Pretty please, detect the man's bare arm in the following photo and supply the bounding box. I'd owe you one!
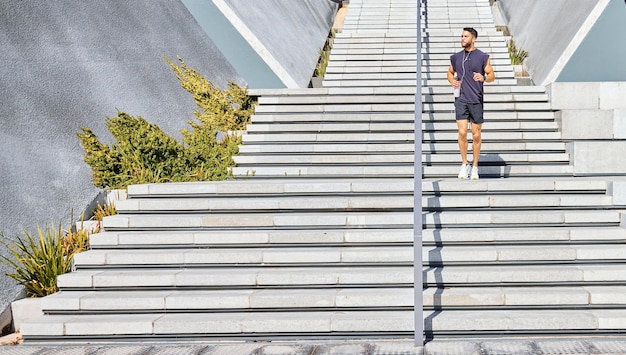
[472,58,495,83]
[447,65,459,87]
[483,58,495,83]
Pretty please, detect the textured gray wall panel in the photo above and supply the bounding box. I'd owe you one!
[182,0,285,89]
[0,0,244,319]
[226,0,337,87]
[498,0,598,85]
[557,0,626,82]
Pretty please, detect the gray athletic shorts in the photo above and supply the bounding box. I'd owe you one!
[455,99,484,124]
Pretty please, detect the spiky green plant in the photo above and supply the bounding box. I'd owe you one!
[507,38,528,65]
[91,201,117,222]
[0,224,86,297]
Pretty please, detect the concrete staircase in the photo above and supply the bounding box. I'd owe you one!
[19,0,626,342]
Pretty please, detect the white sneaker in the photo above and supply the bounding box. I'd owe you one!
[458,164,469,179]
[470,166,479,180]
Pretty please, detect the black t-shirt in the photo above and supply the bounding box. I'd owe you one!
[450,49,489,104]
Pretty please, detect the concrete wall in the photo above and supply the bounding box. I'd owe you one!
[557,0,626,82]
[497,0,608,86]
[548,82,626,175]
[181,0,285,89]
[0,0,244,329]
[183,0,337,89]
[225,0,337,88]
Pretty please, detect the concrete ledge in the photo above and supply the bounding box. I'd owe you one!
[10,298,42,332]
[559,110,615,139]
[573,141,626,175]
[550,82,626,140]
[549,82,626,110]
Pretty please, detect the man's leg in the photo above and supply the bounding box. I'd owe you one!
[457,119,469,165]
[468,102,485,180]
[471,123,482,167]
[455,100,472,179]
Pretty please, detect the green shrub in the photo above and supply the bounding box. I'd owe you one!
[314,30,336,78]
[1,223,88,298]
[78,56,254,190]
[165,56,254,132]
[78,112,186,189]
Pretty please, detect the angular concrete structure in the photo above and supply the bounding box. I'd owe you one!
[14,0,626,342]
[497,0,626,85]
[0,0,336,332]
[182,0,337,89]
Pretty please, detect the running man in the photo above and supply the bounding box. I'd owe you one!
[447,27,495,180]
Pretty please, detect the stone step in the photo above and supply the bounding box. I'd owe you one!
[71,246,413,268]
[322,78,520,87]
[124,178,605,198]
[40,288,414,313]
[102,211,413,230]
[231,164,576,179]
[241,131,563,143]
[425,309,626,335]
[245,121,558,133]
[326,58,513,67]
[71,244,626,269]
[103,209,618,232]
[424,264,626,287]
[19,311,415,339]
[422,210,621,228]
[421,53,508,61]
[114,195,414,213]
[255,93,548,105]
[421,227,626,245]
[249,111,556,122]
[248,85,547,97]
[323,72,516,80]
[325,64,515,74]
[329,47,509,55]
[116,179,613,214]
[252,104,416,114]
[332,36,507,44]
[232,153,570,165]
[89,226,626,249]
[423,285,626,309]
[424,102,552,112]
[238,142,567,154]
[56,267,414,289]
[330,52,509,61]
[115,190,610,215]
[331,42,507,50]
[55,261,626,292]
[38,285,626,314]
[90,229,415,248]
[125,178,412,197]
[424,164,574,177]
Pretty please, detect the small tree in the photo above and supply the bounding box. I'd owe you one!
[78,112,186,189]
[165,55,254,132]
[78,57,255,190]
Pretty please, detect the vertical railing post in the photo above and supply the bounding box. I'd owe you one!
[414,0,424,346]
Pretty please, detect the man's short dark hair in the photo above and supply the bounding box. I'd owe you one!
[464,27,478,38]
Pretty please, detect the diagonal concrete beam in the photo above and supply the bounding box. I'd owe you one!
[212,0,300,88]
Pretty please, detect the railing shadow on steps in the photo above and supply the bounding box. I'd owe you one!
[424,179,443,342]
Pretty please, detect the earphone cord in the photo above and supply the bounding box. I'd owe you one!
[461,51,470,83]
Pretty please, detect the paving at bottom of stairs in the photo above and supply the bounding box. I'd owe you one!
[3,336,626,354]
